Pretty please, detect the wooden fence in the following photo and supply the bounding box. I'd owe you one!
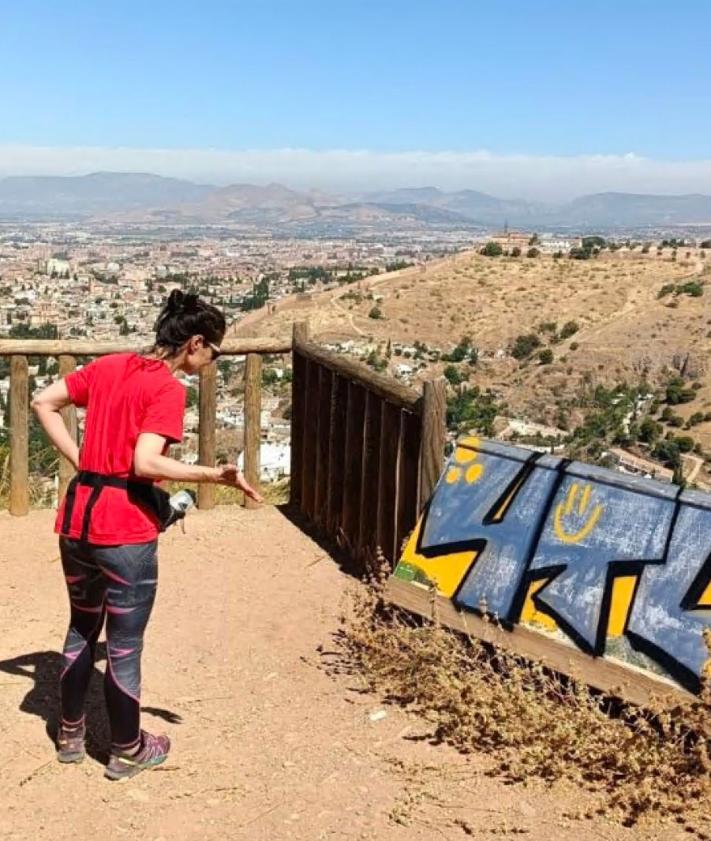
[0,337,291,515]
[290,322,447,568]
[1,329,446,570]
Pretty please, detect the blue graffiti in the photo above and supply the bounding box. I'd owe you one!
[528,466,677,654]
[420,442,560,619]
[418,439,711,693]
[627,490,711,687]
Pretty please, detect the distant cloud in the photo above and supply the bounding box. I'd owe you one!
[3,144,711,200]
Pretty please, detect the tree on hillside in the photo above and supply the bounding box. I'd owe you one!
[480,241,503,257]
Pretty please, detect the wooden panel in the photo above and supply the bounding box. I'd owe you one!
[300,359,318,520]
[419,378,447,512]
[326,374,348,537]
[377,401,401,566]
[314,366,333,526]
[341,382,366,553]
[396,409,421,558]
[289,323,309,508]
[358,390,383,559]
[243,353,262,510]
[58,355,78,504]
[294,336,421,410]
[0,337,293,357]
[197,362,217,510]
[385,576,691,709]
[9,355,29,516]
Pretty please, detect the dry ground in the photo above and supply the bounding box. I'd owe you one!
[0,504,695,841]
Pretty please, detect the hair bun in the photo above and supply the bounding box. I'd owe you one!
[183,292,199,312]
[167,289,185,312]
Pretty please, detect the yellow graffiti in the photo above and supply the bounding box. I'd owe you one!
[698,580,711,608]
[521,574,638,638]
[553,483,603,544]
[607,575,638,636]
[397,518,477,598]
[445,436,485,486]
[520,579,557,631]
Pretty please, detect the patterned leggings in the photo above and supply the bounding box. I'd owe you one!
[59,537,158,749]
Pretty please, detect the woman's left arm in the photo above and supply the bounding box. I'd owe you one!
[31,379,81,470]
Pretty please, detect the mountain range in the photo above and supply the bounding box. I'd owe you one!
[2,172,711,230]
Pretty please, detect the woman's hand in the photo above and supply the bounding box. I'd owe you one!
[213,464,264,503]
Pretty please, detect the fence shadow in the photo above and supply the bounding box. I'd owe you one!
[276,503,366,579]
[0,644,181,764]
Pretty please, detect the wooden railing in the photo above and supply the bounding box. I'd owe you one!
[0,337,291,515]
[290,323,447,568]
[2,328,448,571]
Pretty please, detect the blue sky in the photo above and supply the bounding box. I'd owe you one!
[1,1,711,196]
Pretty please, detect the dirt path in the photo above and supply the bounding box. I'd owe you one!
[0,505,686,841]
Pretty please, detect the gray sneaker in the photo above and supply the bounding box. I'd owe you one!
[104,730,170,781]
[56,721,86,764]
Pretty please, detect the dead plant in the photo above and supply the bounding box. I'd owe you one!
[338,561,711,836]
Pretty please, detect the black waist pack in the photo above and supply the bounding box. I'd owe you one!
[62,470,185,542]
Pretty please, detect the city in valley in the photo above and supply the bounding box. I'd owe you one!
[2,209,711,501]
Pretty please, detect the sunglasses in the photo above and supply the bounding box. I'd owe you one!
[206,340,222,361]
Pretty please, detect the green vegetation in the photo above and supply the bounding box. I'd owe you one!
[368,305,383,320]
[385,260,415,272]
[365,349,387,372]
[538,348,554,365]
[658,280,704,299]
[558,320,579,340]
[441,335,478,364]
[480,241,503,257]
[8,323,58,339]
[239,277,270,311]
[443,365,464,386]
[446,386,504,437]
[570,236,605,260]
[665,376,696,405]
[526,247,540,258]
[511,333,542,360]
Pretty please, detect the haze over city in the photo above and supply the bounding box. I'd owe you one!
[2,1,711,198]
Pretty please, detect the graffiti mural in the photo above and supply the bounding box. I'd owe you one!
[394,436,711,693]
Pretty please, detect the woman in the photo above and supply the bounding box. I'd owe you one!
[32,290,262,780]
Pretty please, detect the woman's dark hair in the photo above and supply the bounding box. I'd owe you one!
[150,289,226,357]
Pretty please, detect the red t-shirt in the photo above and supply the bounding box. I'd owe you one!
[54,352,187,545]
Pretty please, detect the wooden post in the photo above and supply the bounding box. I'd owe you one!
[10,355,29,516]
[300,359,318,520]
[326,374,348,536]
[198,362,217,510]
[58,355,78,504]
[289,322,309,507]
[418,378,447,512]
[396,409,421,558]
[243,353,262,509]
[314,366,332,526]
[377,402,401,566]
[341,382,366,554]
[358,391,382,559]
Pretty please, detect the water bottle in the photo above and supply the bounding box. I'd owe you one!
[166,488,196,531]
[169,489,196,515]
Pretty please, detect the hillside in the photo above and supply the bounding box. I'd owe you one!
[233,248,711,472]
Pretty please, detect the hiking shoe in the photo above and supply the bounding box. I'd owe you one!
[56,721,86,764]
[104,730,170,781]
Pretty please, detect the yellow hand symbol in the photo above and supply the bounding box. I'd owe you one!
[553,483,603,544]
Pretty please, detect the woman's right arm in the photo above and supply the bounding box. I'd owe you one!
[134,433,263,502]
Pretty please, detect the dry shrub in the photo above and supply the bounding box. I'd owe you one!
[339,556,711,835]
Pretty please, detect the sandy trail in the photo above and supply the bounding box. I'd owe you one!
[0,505,687,841]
